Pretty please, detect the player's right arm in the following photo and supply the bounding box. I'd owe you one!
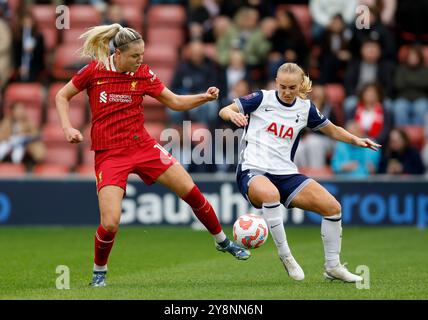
[55,81,84,144]
[219,103,249,127]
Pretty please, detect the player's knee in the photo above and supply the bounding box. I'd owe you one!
[259,188,280,203]
[102,220,120,233]
[323,201,342,217]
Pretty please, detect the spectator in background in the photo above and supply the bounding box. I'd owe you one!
[216,7,270,71]
[349,6,396,61]
[378,128,425,174]
[392,44,428,126]
[267,10,309,80]
[0,102,45,166]
[168,40,220,127]
[343,39,394,116]
[309,0,357,42]
[0,6,12,91]
[187,0,218,43]
[351,83,393,145]
[12,11,45,82]
[102,4,129,28]
[395,0,428,45]
[331,120,380,177]
[317,14,353,83]
[294,84,336,169]
[219,49,251,105]
[211,15,232,43]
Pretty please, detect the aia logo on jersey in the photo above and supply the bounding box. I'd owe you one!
[99,91,107,103]
[266,122,294,140]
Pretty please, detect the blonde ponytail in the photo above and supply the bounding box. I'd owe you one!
[277,63,312,99]
[79,24,143,67]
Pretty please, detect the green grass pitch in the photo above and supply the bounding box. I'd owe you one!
[0,226,427,299]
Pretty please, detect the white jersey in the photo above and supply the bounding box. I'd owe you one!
[234,90,330,175]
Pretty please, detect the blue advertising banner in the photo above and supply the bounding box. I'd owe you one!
[0,177,427,227]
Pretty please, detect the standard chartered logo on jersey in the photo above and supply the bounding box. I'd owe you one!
[99,91,132,104]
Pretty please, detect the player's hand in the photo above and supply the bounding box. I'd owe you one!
[63,127,83,144]
[354,137,381,151]
[230,112,248,127]
[205,87,219,101]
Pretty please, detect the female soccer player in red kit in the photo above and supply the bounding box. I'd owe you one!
[55,24,250,287]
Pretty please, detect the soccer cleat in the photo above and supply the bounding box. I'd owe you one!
[215,239,251,260]
[324,263,363,283]
[280,254,305,281]
[90,271,107,287]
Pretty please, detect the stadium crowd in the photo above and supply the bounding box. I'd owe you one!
[0,0,428,177]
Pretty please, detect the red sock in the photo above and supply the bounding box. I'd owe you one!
[94,224,117,267]
[182,185,222,235]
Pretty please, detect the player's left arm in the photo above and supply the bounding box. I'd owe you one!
[319,122,381,151]
[155,87,219,111]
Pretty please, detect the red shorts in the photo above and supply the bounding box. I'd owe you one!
[94,138,177,193]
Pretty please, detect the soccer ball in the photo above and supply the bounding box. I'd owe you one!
[233,214,269,249]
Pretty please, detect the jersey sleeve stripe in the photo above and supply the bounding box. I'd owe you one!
[312,119,330,131]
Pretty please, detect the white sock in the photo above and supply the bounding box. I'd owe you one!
[93,263,107,272]
[213,230,227,244]
[321,213,342,269]
[262,201,291,257]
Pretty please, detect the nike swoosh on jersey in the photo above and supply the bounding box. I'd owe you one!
[264,108,274,112]
[97,80,107,85]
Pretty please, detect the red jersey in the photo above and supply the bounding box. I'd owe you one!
[72,55,165,150]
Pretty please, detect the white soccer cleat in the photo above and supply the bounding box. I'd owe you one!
[280,255,305,281]
[324,263,363,283]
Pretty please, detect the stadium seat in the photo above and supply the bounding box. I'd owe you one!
[39,27,58,51]
[31,5,58,51]
[42,123,79,168]
[277,4,311,43]
[147,4,186,29]
[42,123,66,143]
[31,4,56,29]
[400,125,425,151]
[4,83,44,125]
[52,43,89,80]
[143,44,178,69]
[148,66,174,87]
[0,163,26,177]
[62,28,86,44]
[142,95,168,122]
[33,163,70,177]
[111,0,147,10]
[69,5,101,29]
[42,144,79,169]
[47,83,87,127]
[146,27,185,47]
[120,5,144,34]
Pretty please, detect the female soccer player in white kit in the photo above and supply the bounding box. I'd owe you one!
[219,63,381,282]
